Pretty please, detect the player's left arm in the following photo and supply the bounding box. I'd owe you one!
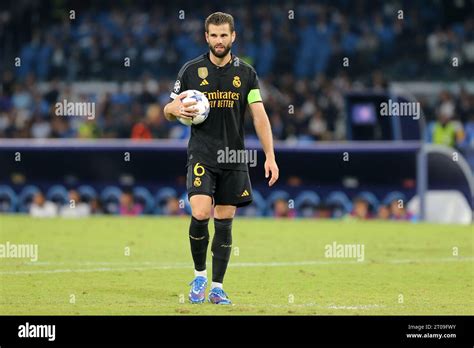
[249,101,279,186]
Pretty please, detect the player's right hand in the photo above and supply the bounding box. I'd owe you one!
[173,92,199,121]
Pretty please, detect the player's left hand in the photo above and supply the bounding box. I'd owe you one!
[264,157,279,187]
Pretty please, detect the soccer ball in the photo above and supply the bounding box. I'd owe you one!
[178,90,210,126]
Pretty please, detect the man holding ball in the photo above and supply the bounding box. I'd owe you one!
[163,12,278,305]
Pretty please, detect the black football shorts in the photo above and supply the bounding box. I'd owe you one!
[186,162,253,207]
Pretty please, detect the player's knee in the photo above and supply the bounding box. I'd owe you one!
[215,211,235,219]
[192,210,211,220]
[214,206,236,219]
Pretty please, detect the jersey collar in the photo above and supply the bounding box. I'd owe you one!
[206,52,235,70]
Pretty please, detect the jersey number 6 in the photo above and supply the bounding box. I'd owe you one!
[193,163,205,177]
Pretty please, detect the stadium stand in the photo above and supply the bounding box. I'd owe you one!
[0,0,472,221]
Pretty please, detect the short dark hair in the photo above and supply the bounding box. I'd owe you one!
[205,12,234,33]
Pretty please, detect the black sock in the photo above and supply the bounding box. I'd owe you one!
[212,218,233,283]
[189,216,209,272]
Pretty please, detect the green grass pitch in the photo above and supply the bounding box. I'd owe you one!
[0,215,472,315]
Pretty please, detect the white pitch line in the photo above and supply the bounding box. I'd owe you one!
[0,266,182,275]
[10,261,192,266]
[326,304,384,310]
[0,257,473,275]
[3,256,474,267]
[237,303,386,310]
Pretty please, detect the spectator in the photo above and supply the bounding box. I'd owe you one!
[30,192,57,217]
[131,104,167,140]
[431,104,465,147]
[90,198,104,215]
[377,204,391,220]
[315,203,332,218]
[308,109,329,140]
[59,190,91,217]
[162,197,184,216]
[30,115,52,138]
[350,197,372,219]
[463,113,474,147]
[273,198,296,218]
[119,192,143,216]
[389,199,413,221]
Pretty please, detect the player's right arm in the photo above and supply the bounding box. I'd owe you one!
[164,67,199,122]
[163,93,198,122]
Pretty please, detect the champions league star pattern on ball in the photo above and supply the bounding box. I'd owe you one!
[177,90,210,126]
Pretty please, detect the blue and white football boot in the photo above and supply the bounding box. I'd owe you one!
[208,287,232,305]
[188,276,207,304]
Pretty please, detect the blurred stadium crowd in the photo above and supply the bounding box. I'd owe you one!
[0,184,414,221]
[0,0,473,146]
[0,0,472,220]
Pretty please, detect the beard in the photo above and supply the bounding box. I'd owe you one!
[209,43,232,58]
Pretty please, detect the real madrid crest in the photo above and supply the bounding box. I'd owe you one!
[233,76,241,88]
[193,177,202,187]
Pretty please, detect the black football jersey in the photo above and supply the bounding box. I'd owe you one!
[170,52,262,171]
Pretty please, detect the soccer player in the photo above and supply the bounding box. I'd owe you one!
[163,12,279,304]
